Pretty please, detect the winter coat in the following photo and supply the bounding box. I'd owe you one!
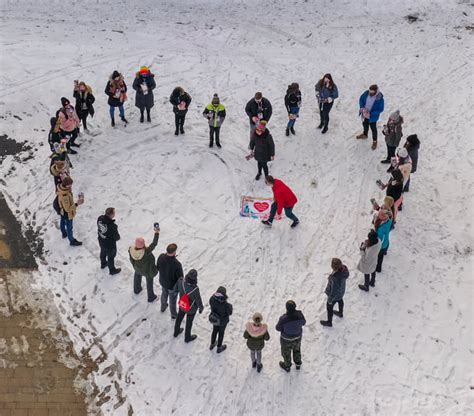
[245,97,272,123]
[398,158,412,184]
[170,88,191,114]
[48,117,61,151]
[315,80,339,103]
[97,215,120,249]
[128,233,159,278]
[272,178,298,215]
[156,254,184,290]
[203,103,226,128]
[209,292,233,326]
[133,73,156,110]
[56,183,76,220]
[105,75,127,107]
[276,310,306,340]
[57,105,80,132]
[177,277,204,315]
[406,144,419,173]
[243,322,270,350]
[50,162,68,187]
[383,116,404,147]
[249,129,275,162]
[357,240,382,274]
[359,90,385,122]
[386,180,403,202]
[376,219,392,250]
[284,89,302,113]
[325,265,349,304]
[73,86,95,117]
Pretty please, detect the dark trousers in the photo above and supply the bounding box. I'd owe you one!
[209,126,221,146]
[175,113,186,132]
[60,128,78,148]
[140,108,151,118]
[99,242,117,272]
[363,119,378,141]
[364,272,376,286]
[385,144,396,161]
[60,215,74,242]
[326,299,344,324]
[77,110,89,130]
[319,102,333,127]
[133,273,156,301]
[280,337,302,368]
[160,285,178,318]
[376,248,388,273]
[257,161,269,176]
[403,178,411,192]
[211,323,227,347]
[174,310,196,341]
[268,202,299,223]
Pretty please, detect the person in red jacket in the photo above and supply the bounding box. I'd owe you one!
[262,176,299,228]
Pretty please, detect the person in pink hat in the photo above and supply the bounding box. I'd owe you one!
[129,227,160,302]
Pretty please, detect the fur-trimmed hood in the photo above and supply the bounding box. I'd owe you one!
[245,322,268,338]
[129,246,145,261]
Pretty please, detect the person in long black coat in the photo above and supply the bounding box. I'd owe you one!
[132,66,156,123]
[249,121,275,181]
[170,87,192,135]
[403,134,420,192]
[209,286,233,353]
[73,81,95,131]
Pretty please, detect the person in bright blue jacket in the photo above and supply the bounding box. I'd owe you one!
[374,208,392,272]
[357,84,385,149]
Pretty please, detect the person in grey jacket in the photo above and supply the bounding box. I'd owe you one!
[358,230,382,291]
[320,258,349,327]
[174,269,204,343]
[403,134,420,192]
[381,110,404,164]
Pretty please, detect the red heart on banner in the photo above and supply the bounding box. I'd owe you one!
[254,202,269,212]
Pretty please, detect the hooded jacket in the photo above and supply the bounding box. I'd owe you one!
[243,322,270,350]
[357,240,382,274]
[272,179,298,215]
[203,103,226,128]
[177,276,204,315]
[383,113,404,147]
[284,87,302,113]
[359,90,385,122]
[376,219,392,250]
[57,104,80,132]
[73,85,95,117]
[128,233,159,278]
[170,88,192,114]
[97,215,120,249]
[276,310,306,341]
[157,253,184,290]
[249,129,275,162]
[325,266,349,304]
[245,97,272,122]
[105,74,127,107]
[209,292,233,326]
[56,183,76,220]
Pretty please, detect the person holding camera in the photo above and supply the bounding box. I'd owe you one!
[208,286,233,353]
[357,230,382,291]
[320,258,349,327]
[315,74,339,134]
[73,80,95,131]
[97,207,121,275]
[157,243,184,319]
[55,176,84,246]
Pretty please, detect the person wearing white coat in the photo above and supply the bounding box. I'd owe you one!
[358,230,382,291]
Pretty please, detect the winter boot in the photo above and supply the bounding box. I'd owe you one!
[321,124,328,134]
[320,320,332,327]
[146,111,151,122]
[295,364,301,370]
[111,118,115,127]
[381,158,391,164]
[209,140,214,148]
[217,345,227,353]
[110,268,121,276]
[140,113,144,123]
[174,129,179,136]
[290,126,295,135]
[358,284,369,292]
[256,363,263,373]
[356,133,368,139]
[185,334,197,343]
[180,126,185,134]
[279,362,290,373]
[371,141,377,150]
[62,232,68,239]
[369,278,375,287]
[318,121,324,129]
[261,220,272,227]
[148,294,158,303]
[68,148,77,155]
[216,140,221,148]
[285,127,290,137]
[121,116,128,124]
[209,343,216,350]
[255,173,261,181]
[290,220,299,228]
[333,310,343,318]
[70,239,82,247]
[252,361,257,368]
[174,328,184,337]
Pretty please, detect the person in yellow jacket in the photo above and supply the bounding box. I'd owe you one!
[56,176,84,246]
[203,94,226,148]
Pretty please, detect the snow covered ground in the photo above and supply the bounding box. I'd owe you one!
[1,0,473,414]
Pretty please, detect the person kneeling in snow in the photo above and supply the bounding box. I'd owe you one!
[129,229,160,302]
[243,312,270,373]
[261,176,299,228]
[320,258,349,327]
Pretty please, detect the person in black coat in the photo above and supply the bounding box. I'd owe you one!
[48,117,61,152]
[174,269,204,343]
[73,81,95,131]
[249,121,275,181]
[284,83,301,136]
[132,66,156,123]
[245,92,272,138]
[157,243,184,319]
[97,207,121,275]
[105,70,128,126]
[403,134,420,192]
[209,286,233,353]
[321,258,349,327]
[276,300,306,372]
[170,86,192,135]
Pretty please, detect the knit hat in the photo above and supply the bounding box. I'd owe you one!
[135,237,145,249]
[112,70,120,79]
[211,94,220,105]
[216,286,227,297]
[406,134,420,146]
[389,110,400,122]
[61,97,70,107]
[186,269,198,283]
[286,300,296,313]
[397,147,408,158]
[139,66,150,75]
[252,312,263,324]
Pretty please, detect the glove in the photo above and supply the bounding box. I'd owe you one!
[327,97,333,103]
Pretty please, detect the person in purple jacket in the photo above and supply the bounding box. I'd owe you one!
[276,300,306,372]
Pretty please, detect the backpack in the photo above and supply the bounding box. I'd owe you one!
[208,311,220,326]
[53,196,61,215]
[178,281,197,313]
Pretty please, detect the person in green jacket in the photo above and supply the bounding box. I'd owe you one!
[129,228,160,302]
[203,94,226,148]
[243,312,270,373]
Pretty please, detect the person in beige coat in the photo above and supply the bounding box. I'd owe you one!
[56,176,83,246]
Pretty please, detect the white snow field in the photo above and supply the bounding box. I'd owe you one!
[1,0,473,414]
